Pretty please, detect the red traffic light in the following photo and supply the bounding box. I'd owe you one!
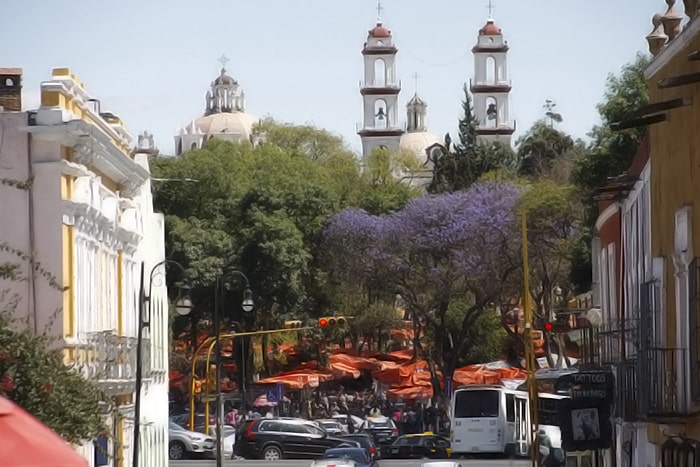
[544,322,553,331]
[319,318,329,328]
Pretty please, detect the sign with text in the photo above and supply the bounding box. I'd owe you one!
[554,371,614,402]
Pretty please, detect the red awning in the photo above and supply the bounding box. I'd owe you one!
[0,396,88,466]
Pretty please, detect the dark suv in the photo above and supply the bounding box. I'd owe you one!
[235,418,360,461]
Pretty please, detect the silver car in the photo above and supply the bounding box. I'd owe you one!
[169,420,215,460]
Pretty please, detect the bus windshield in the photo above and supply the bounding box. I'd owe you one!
[454,390,500,418]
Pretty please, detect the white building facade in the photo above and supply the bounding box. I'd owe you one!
[0,67,169,467]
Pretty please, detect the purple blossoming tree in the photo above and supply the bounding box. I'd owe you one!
[323,181,523,384]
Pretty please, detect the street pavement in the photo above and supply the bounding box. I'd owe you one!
[171,459,532,467]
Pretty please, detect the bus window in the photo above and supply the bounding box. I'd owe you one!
[454,390,500,418]
[538,397,561,426]
[506,394,515,422]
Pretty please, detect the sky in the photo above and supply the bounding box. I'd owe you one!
[5,0,666,156]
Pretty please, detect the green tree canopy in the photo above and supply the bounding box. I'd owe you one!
[429,84,516,193]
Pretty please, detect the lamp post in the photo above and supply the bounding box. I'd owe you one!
[133,260,190,467]
[213,271,254,467]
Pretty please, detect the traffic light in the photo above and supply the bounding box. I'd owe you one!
[318,316,351,328]
[544,322,553,332]
[284,320,303,329]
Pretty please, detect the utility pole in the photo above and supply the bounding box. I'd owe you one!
[521,211,540,467]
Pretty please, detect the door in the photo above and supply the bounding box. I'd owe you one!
[515,395,529,455]
[505,394,516,444]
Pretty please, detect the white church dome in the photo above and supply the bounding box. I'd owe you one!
[188,111,259,141]
[399,131,442,157]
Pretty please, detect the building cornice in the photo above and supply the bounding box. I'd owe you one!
[595,202,621,233]
[63,200,142,250]
[23,120,149,191]
[646,17,700,79]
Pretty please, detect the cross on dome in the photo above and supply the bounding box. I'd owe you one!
[376,0,384,22]
[412,72,420,94]
[218,54,230,70]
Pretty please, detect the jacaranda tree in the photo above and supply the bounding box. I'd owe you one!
[323,181,523,388]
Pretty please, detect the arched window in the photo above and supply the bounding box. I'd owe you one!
[374,99,387,129]
[486,56,496,84]
[190,142,197,150]
[376,40,384,46]
[374,59,386,87]
[4,78,14,87]
[485,97,498,128]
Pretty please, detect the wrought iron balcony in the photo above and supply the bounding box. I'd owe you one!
[599,318,639,365]
[74,331,151,395]
[615,360,638,421]
[639,348,687,419]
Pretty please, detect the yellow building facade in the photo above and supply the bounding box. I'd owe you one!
[642,1,700,463]
[0,67,169,467]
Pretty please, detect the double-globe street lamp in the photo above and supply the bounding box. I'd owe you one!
[133,260,191,467]
[212,271,254,467]
[177,270,255,467]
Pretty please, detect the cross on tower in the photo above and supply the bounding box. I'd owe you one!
[218,54,230,69]
[412,72,420,93]
[486,0,495,17]
[376,0,384,22]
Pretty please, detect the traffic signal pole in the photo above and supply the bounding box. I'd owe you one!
[188,326,316,431]
[521,211,540,467]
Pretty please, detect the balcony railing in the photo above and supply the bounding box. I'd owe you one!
[615,360,638,421]
[599,318,638,365]
[639,348,686,418]
[75,331,151,395]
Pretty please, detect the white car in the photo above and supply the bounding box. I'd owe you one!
[206,424,236,459]
[168,421,215,460]
[422,462,463,467]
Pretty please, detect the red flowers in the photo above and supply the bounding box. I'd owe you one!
[0,373,14,393]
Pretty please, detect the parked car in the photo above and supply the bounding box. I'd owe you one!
[332,414,365,432]
[382,433,451,459]
[168,420,215,460]
[206,424,236,459]
[312,447,378,467]
[340,434,380,461]
[234,417,360,461]
[316,419,348,436]
[359,416,399,445]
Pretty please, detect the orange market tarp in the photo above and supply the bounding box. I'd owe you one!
[328,353,376,372]
[453,363,527,387]
[386,383,433,400]
[257,363,335,389]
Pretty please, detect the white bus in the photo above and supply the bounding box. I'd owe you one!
[450,384,530,457]
[449,385,576,458]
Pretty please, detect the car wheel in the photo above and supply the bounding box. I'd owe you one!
[263,445,283,461]
[169,441,187,460]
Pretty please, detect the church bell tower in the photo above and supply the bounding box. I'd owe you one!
[358,2,404,162]
[470,8,515,145]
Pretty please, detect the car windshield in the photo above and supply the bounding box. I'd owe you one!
[169,421,185,431]
[322,422,341,428]
[345,435,372,447]
[367,419,392,429]
[325,450,368,464]
[395,436,423,446]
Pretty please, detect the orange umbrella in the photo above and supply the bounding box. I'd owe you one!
[0,396,88,466]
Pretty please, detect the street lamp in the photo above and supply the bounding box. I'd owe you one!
[213,270,254,467]
[133,260,189,467]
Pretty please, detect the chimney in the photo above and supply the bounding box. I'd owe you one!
[0,68,23,112]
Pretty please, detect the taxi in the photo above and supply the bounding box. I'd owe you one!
[381,432,452,459]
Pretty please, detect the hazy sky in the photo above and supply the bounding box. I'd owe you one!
[5,0,666,155]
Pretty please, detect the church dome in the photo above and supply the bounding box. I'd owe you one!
[399,131,442,156]
[188,111,259,141]
[479,19,502,35]
[369,23,391,38]
[214,69,238,86]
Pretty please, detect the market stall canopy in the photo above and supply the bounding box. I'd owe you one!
[0,396,88,467]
